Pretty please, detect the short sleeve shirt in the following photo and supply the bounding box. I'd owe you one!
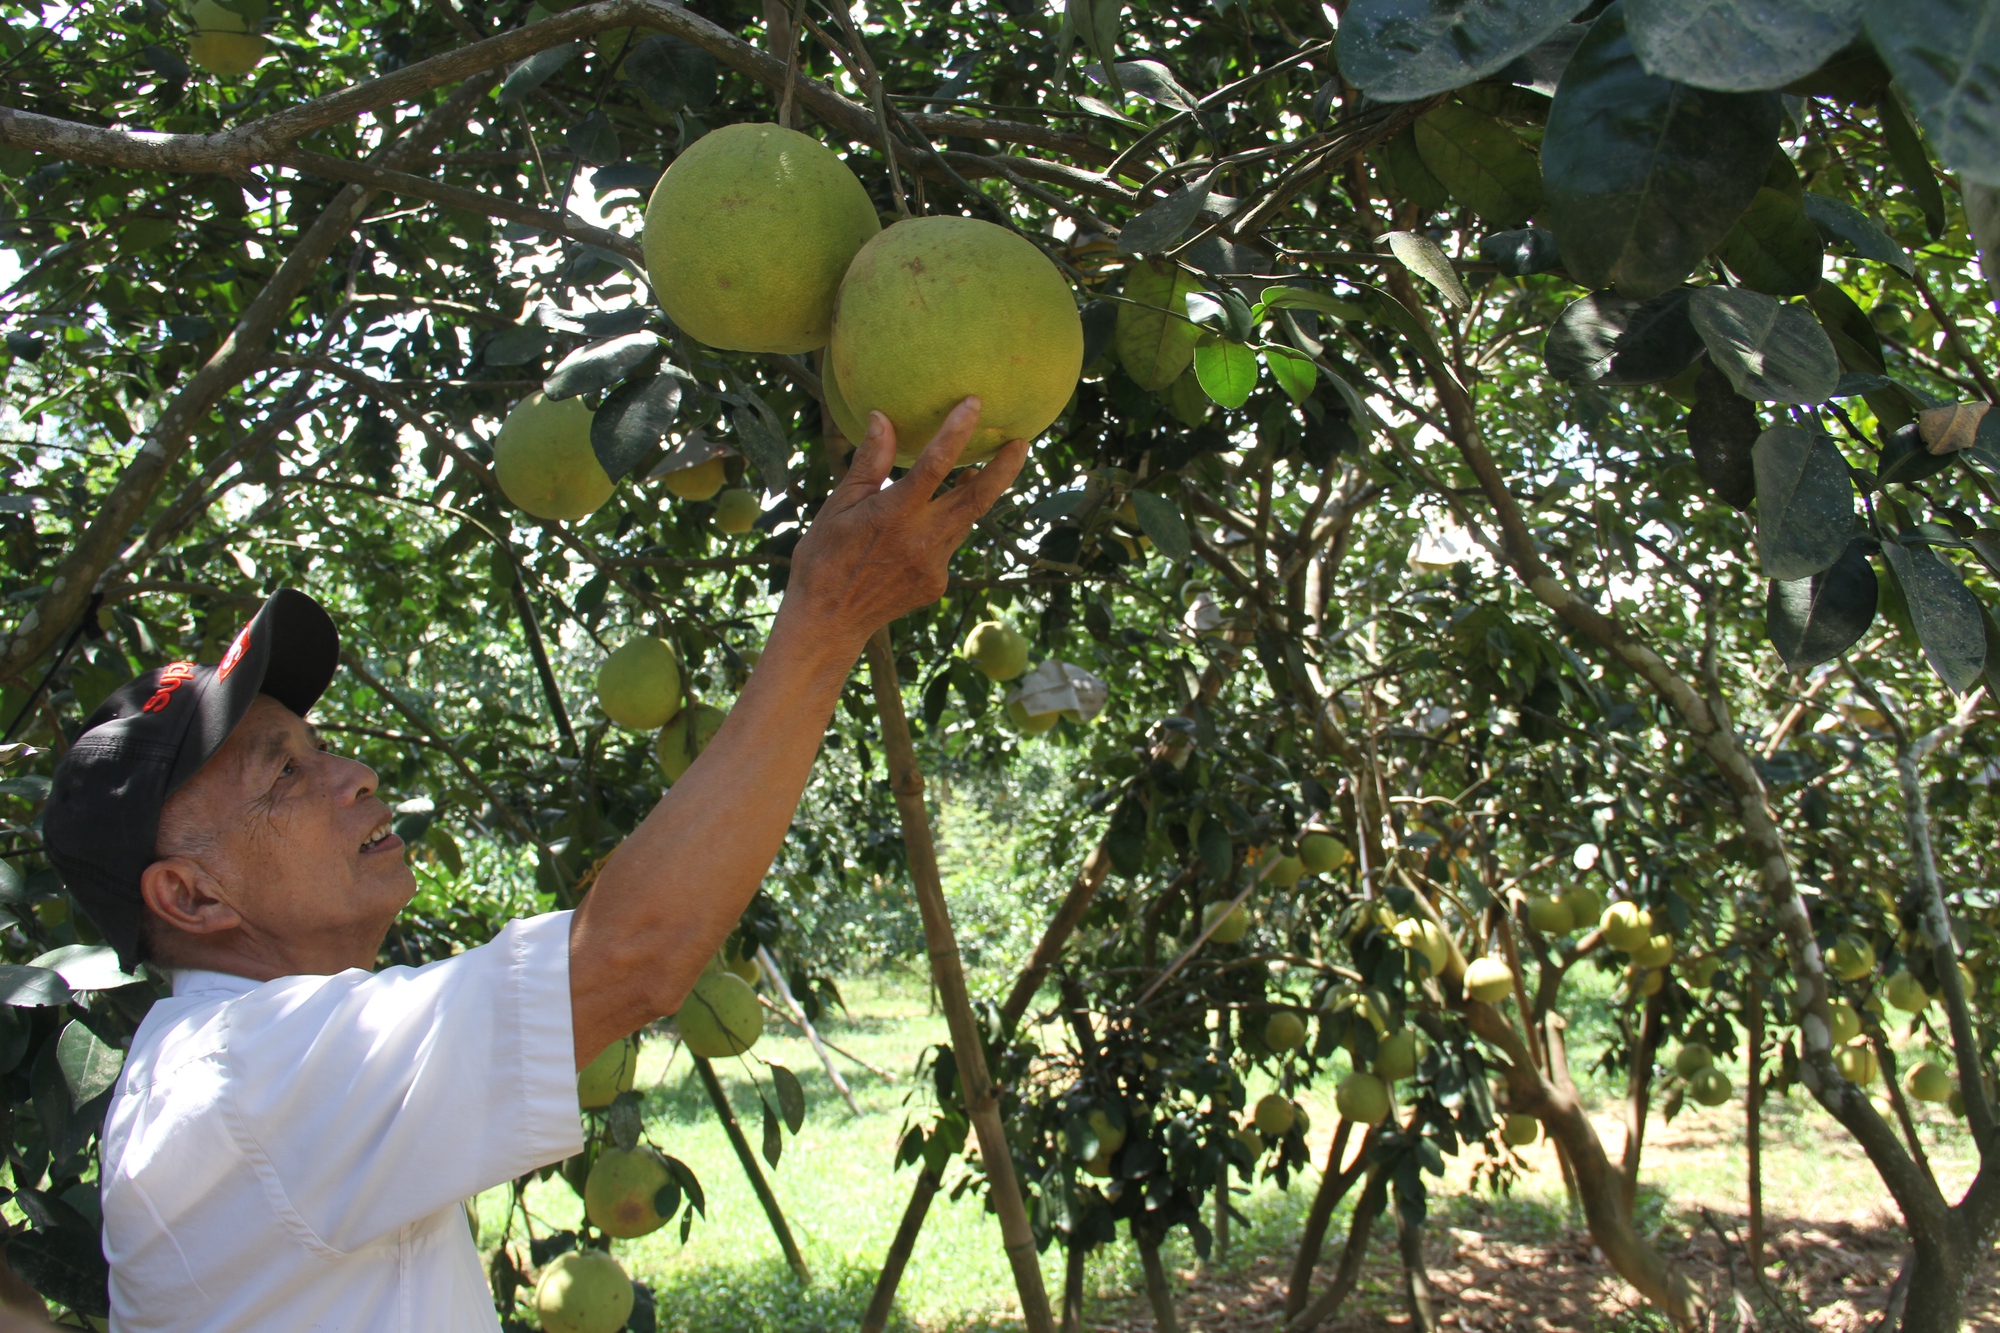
[99,910,585,1333]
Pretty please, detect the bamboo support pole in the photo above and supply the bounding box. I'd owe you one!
[691,1054,812,1284]
[756,944,862,1115]
[863,625,1056,1333]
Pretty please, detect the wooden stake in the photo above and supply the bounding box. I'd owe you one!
[756,943,862,1115]
[692,1054,812,1284]
[863,625,1056,1333]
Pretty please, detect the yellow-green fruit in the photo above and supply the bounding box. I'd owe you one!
[1463,957,1514,1003]
[1826,933,1876,982]
[676,971,763,1058]
[821,353,871,445]
[713,488,761,534]
[1006,697,1060,734]
[1828,1000,1861,1046]
[964,621,1030,682]
[1087,1108,1126,1155]
[1264,1011,1308,1052]
[1631,966,1665,997]
[577,1036,638,1109]
[33,899,66,928]
[191,0,250,30]
[188,30,265,74]
[1374,1028,1422,1081]
[494,392,614,521]
[1950,1089,1967,1117]
[1233,1126,1265,1156]
[1600,902,1653,952]
[1203,900,1249,945]
[643,123,878,353]
[1906,1061,1953,1104]
[1886,970,1932,1012]
[656,702,726,782]
[1394,918,1450,977]
[722,940,761,985]
[1083,1149,1114,1177]
[1631,934,1675,969]
[597,638,682,730]
[1114,258,1205,391]
[1502,1113,1539,1146]
[1674,1042,1714,1078]
[1563,886,1604,928]
[534,1248,634,1333]
[1683,955,1722,988]
[1262,852,1306,887]
[1689,1067,1732,1106]
[1253,1092,1297,1137]
[662,455,727,501]
[583,1145,675,1238]
[1299,833,1350,874]
[1836,1044,1879,1086]
[1335,1072,1391,1125]
[1527,895,1575,935]
[830,216,1083,467]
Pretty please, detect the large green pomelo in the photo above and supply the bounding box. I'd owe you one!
[597,638,682,730]
[830,216,1083,466]
[188,31,264,73]
[494,392,614,521]
[1253,1092,1296,1137]
[655,702,725,782]
[644,123,879,353]
[584,1145,675,1238]
[963,621,1028,681]
[1335,1072,1390,1125]
[534,1248,634,1333]
[677,970,763,1057]
[576,1035,638,1109]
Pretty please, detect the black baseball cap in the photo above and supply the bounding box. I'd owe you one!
[42,589,340,972]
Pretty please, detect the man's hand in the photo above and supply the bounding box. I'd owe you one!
[786,398,1029,654]
[568,398,1026,1066]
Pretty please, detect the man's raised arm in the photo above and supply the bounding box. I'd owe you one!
[565,398,1027,1066]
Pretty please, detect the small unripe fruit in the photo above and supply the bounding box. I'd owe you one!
[1203,900,1250,945]
[1373,1028,1423,1081]
[1631,934,1675,969]
[1673,1042,1713,1079]
[1502,1113,1538,1146]
[1828,1000,1861,1046]
[1526,895,1575,934]
[1886,971,1933,1013]
[596,638,682,730]
[661,454,727,500]
[1689,1067,1732,1106]
[1394,918,1451,977]
[1253,1092,1297,1137]
[1906,1061,1953,1104]
[1682,955,1721,988]
[1463,957,1514,1004]
[712,488,761,533]
[1262,851,1306,887]
[534,1249,635,1333]
[1825,933,1876,982]
[1233,1126,1265,1156]
[1335,1072,1391,1125]
[1087,1108,1126,1155]
[1836,1044,1879,1086]
[577,1036,639,1110]
[1630,966,1665,997]
[963,621,1030,682]
[1299,833,1350,874]
[1264,1011,1307,1052]
[584,1145,676,1238]
[1601,902,1652,952]
[1563,886,1604,928]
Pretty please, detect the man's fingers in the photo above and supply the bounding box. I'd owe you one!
[836,411,897,498]
[944,438,1029,521]
[895,397,982,498]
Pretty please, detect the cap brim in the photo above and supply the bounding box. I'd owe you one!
[166,589,340,792]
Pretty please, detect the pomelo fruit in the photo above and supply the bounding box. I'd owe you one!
[1394,918,1450,977]
[577,1035,638,1109]
[662,455,727,500]
[534,1248,634,1333]
[1682,955,1721,988]
[1253,1092,1297,1137]
[1826,933,1875,981]
[1630,966,1664,997]
[1887,970,1932,1012]
[1233,1126,1265,1156]
[1527,894,1574,934]
[584,1145,675,1238]
[1631,934,1675,969]
[1600,902,1652,952]
[1114,258,1205,391]
[1673,1041,1713,1079]
[830,216,1083,466]
[1264,1011,1307,1052]
[1374,1028,1423,1081]
[1087,1108,1125,1155]
[191,0,249,30]
[1502,1113,1539,1146]
[676,970,763,1057]
[1006,697,1060,734]
[1203,900,1250,944]
[656,702,725,782]
[1906,1061,1953,1103]
[1828,1000,1861,1046]
[722,939,761,985]
[1563,886,1604,928]
[713,488,761,533]
[1689,1067,1732,1106]
[1836,1044,1879,1086]
[1299,832,1349,874]
[1335,1072,1391,1125]
[189,30,264,74]
[596,637,682,730]
[1083,1149,1114,1177]
[494,392,614,521]
[1464,957,1513,1003]
[643,123,878,353]
[963,621,1029,681]
[820,353,870,445]
[1950,1089,1967,1117]
[1261,850,1306,887]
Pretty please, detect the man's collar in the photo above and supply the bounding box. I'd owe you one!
[171,969,263,1001]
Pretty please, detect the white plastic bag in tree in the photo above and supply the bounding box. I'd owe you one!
[1407,520,1476,572]
[1006,659,1109,723]
[1184,590,1223,633]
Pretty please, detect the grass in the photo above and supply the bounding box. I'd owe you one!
[475,964,1978,1331]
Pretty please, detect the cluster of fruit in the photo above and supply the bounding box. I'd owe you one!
[184,0,265,76]
[593,636,729,783]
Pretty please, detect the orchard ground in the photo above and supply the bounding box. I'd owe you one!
[476,963,1991,1333]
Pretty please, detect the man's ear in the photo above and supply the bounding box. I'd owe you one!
[139,858,243,939]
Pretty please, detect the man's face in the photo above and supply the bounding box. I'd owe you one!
[152,694,415,958]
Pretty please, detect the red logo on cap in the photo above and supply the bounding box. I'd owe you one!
[217,624,252,681]
[141,662,196,713]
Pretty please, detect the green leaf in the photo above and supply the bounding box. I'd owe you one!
[1753,426,1854,579]
[56,1020,121,1106]
[545,332,661,402]
[1383,231,1470,308]
[1118,174,1213,255]
[0,966,68,1007]
[498,43,579,105]
[1689,287,1840,403]
[770,1063,806,1133]
[1714,188,1825,296]
[1543,288,1705,385]
[593,373,682,480]
[1259,287,1368,322]
[565,111,623,167]
[1262,345,1320,405]
[1164,369,1211,426]
[1867,0,2000,188]
[1412,102,1544,227]
[1129,489,1192,563]
[1379,126,1452,214]
[1542,3,1783,297]
[1881,538,1988,691]
[1478,227,1563,276]
[1194,338,1259,408]
[1876,421,1958,487]
[1877,88,1948,236]
[1806,280,1888,377]
[623,35,718,111]
[1115,259,1204,391]
[1685,361,1760,510]
[30,945,138,992]
[760,1096,784,1167]
[1801,193,1917,275]
[730,401,790,486]
[1627,0,1864,91]
[9,1227,108,1318]
[1766,539,1877,670]
[1337,0,1590,101]
[424,824,463,877]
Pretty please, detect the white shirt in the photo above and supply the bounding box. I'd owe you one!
[99,910,585,1333]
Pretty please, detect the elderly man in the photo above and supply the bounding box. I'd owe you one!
[40,404,1024,1332]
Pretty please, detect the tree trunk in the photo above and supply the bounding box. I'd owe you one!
[1620,990,1663,1212]
[861,1165,940,1333]
[1289,1168,1387,1332]
[1137,1230,1179,1333]
[1061,1235,1088,1333]
[1395,1199,1441,1333]
[1286,1119,1360,1317]
[1213,1006,1232,1263]
[1746,967,1766,1270]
